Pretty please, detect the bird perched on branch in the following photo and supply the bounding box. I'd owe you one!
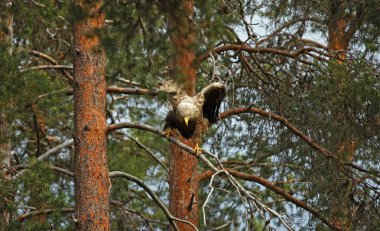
[159,80,227,154]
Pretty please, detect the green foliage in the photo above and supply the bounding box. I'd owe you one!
[4,162,72,230]
[2,0,380,230]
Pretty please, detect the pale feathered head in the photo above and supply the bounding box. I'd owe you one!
[176,98,201,126]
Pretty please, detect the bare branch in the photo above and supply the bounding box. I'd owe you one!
[107,121,345,231]
[127,135,169,173]
[13,164,74,177]
[107,122,294,229]
[27,49,73,84]
[116,77,145,88]
[18,208,74,221]
[257,17,322,46]
[107,86,158,95]
[20,65,73,73]
[37,139,73,161]
[198,168,338,230]
[11,139,73,180]
[194,44,331,65]
[33,88,73,103]
[110,171,198,231]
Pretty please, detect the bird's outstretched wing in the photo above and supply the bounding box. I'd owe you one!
[197,82,227,124]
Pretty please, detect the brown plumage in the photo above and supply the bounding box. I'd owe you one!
[161,82,227,139]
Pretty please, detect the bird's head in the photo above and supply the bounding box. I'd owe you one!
[176,101,200,126]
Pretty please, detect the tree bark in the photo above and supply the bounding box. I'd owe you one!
[328,0,363,63]
[168,0,199,230]
[0,1,13,230]
[73,1,110,230]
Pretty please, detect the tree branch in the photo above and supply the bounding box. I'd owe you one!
[27,49,73,84]
[20,65,73,73]
[107,86,158,95]
[127,135,169,173]
[11,139,73,180]
[257,17,322,46]
[194,44,330,65]
[109,171,198,231]
[219,107,379,177]
[13,164,74,177]
[220,107,336,159]
[107,122,294,229]
[18,208,75,221]
[198,168,338,230]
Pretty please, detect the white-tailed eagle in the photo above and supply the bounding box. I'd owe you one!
[160,81,227,140]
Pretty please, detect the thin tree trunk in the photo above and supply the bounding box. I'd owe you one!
[168,0,199,230]
[328,2,362,230]
[0,1,13,230]
[73,1,110,230]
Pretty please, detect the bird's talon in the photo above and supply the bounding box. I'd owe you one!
[194,143,203,156]
[164,128,172,139]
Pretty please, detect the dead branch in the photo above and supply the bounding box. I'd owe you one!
[11,139,73,180]
[257,17,322,46]
[107,122,294,230]
[18,208,74,221]
[116,77,145,87]
[194,44,331,65]
[20,65,73,73]
[127,135,169,173]
[110,171,198,231]
[198,168,337,229]
[12,164,74,177]
[107,86,158,95]
[27,49,73,84]
[107,121,345,231]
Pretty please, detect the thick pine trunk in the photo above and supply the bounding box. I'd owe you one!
[168,0,199,230]
[73,1,110,230]
[328,17,349,63]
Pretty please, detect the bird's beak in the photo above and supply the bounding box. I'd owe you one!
[184,117,189,126]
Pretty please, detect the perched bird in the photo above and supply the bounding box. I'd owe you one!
[160,80,227,153]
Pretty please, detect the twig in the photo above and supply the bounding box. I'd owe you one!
[110,171,198,231]
[198,167,338,230]
[11,139,73,180]
[127,135,169,173]
[257,17,322,46]
[107,121,345,231]
[37,139,73,161]
[202,170,225,226]
[107,122,294,230]
[13,164,74,177]
[20,65,73,73]
[194,44,331,65]
[116,77,145,87]
[220,107,379,176]
[27,49,73,84]
[18,208,74,221]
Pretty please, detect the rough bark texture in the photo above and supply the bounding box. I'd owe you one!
[328,0,363,63]
[168,0,199,230]
[73,1,110,230]
[328,17,349,63]
[0,2,13,230]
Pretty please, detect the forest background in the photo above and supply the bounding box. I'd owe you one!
[1,0,380,230]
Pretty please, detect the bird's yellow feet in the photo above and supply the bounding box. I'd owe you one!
[194,143,203,156]
[163,128,173,139]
